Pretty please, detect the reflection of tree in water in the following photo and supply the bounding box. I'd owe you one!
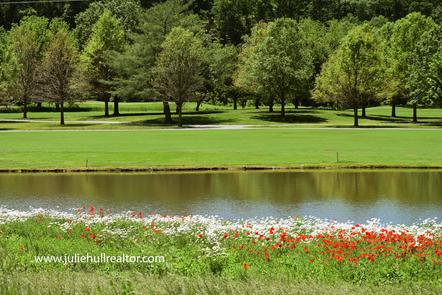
[308,171,442,205]
[0,171,441,208]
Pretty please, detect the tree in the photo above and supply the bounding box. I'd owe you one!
[233,23,269,110]
[207,42,238,110]
[407,25,442,109]
[211,0,256,44]
[7,16,49,118]
[37,23,79,125]
[153,27,206,127]
[80,10,125,117]
[313,25,384,127]
[387,12,438,122]
[74,0,141,47]
[0,27,13,107]
[110,0,204,122]
[252,18,313,118]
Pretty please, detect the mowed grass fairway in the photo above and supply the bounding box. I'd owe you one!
[1,129,441,169]
[0,102,441,130]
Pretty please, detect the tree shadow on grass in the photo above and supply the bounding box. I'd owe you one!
[91,110,225,119]
[127,115,234,126]
[338,113,442,125]
[251,113,327,123]
[0,120,28,124]
[328,125,404,129]
[54,123,97,128]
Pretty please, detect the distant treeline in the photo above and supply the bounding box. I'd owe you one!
[0,0,441,127]
[1,0,441,37]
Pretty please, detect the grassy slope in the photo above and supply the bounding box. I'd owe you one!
[0,102,441,130]
[3,272,441,295]
[1,217,441,294]
[0,129,441,169]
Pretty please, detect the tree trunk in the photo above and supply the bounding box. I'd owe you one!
[104,99,109,117]
[281,96,286,118]
[196,99,202,112]
[413,103,417,123]
[353,106,359,127]
[177,103,183,127]
[23,98,28,119]
[60,101,65,125]
[362,106,366,118]
[163,100,172,123]
[241,99,247,109]
[233,96,238,110]
[113,98,120,116]
[391,98,396,117]
[281,98,285,119]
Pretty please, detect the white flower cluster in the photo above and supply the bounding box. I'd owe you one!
[0,207,440,245]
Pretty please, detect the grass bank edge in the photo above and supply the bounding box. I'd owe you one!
[1,164,442,174]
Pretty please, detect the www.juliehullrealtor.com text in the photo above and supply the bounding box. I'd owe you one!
[34,253,165,265]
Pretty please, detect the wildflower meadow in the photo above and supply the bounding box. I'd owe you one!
[0,206,441,294]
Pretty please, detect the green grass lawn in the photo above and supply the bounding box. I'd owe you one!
[0,101,441,130]
[0,129,441,169]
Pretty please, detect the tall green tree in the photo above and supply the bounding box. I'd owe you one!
[211,0,256,44]
[406,25,442,109]
[37,23,79,125]
[81,10,125,117]
[233,23,269,110]
[7,15,49,118]
[313,25,384,127]
[0,27,12,107]
[387,12,438,122]
[74,0,141,47]
[153,27,206,127]
[207,42,238,110]
[110,0,204,121]
[252,18,313,117]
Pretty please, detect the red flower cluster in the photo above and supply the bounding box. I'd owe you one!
[225,226,442,267]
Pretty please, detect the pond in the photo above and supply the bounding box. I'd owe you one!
[0,170,441,224]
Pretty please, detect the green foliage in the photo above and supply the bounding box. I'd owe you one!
[251,18,313,116]
[387,12,438,103]
[153,27,206,126]
[313,25,384,125]
[6,15,50,117]
[207,42,238,104]
[0,27,12,106]
[74,0,142,47]
[37,23,79,125]
[80,10,125,102]
[110,0,204,100]
[233,23,268,96]
[406,25,442,106]
[211,0,257,44]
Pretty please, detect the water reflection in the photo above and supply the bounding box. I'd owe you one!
[0,170,440,223]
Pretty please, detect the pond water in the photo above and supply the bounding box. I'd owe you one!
[0,170,441,224]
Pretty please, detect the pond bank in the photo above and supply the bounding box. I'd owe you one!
[1,164,442,174]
